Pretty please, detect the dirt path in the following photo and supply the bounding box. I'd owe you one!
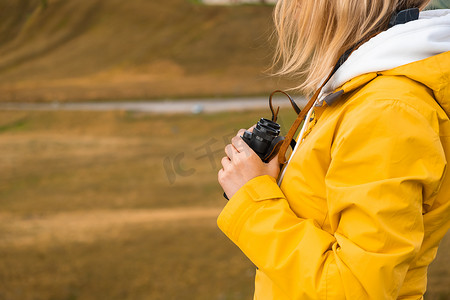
[0,97,306,114]
[0,207,223,246]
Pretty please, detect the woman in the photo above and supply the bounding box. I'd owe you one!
[218,0,450,299]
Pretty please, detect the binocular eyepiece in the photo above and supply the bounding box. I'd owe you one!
[241,118,284,163]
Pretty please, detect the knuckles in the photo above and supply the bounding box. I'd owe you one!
[221,156,229,166]
[231,135,241,145]
[217,168,225,184]
[217,169,222,180]
[224,144,233,158]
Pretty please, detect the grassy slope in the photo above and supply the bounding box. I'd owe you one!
[0,0,447,102]
[0,0,292,102]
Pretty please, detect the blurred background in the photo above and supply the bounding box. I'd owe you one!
[0,0,448,299]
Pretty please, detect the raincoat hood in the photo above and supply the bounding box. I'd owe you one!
[321,9,450,113]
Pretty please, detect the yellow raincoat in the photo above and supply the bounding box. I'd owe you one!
[218,49,450,299]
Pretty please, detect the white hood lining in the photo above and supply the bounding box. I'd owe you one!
[319,9,450,101]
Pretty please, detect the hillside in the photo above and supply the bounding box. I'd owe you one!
[0,0,288,102]
[1,0,446,103]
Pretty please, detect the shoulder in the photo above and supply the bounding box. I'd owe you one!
[333,74,443,135]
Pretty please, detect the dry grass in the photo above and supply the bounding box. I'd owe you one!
[426,232,450,300]
[0,109,280,300]
[0,110,448,299]
[0,109,299,214]
[0,208,223,247]
[0,220,256,300]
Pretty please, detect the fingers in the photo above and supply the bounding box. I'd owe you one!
[225,143,239,159]
[223,127,257,161]
[221,156,231,170]
[231,135,243,149]
[217,168,225,185]
[232,135,257,158]
[231,135,250,151]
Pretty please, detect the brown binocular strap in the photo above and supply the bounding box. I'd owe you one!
[277,84,325,165]
[269,90,302,122]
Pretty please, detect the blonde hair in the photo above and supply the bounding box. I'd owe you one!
[273,0,432,95]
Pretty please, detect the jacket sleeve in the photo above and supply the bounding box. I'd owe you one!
[217,99,446,299]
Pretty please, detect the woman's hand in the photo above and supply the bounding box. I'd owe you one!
[218,128,281,199]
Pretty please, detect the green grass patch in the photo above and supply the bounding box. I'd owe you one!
[0,118,28,133]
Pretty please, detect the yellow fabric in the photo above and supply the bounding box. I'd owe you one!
[217,51,450,299]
